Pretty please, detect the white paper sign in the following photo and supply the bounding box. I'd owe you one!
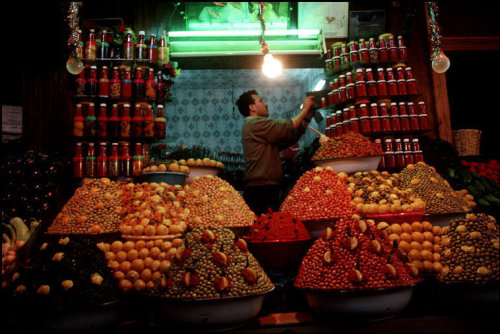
[298,2,349,38]
[2,105,23,134]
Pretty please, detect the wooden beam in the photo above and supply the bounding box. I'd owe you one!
[441,36,500,51]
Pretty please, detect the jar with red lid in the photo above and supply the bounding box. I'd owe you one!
[85,29,97,59]
[387,80,398,96]
[73,104,84,137]
[397,36,408,60]
[403,138,414,165]
[397,79,407,95]
[394,139,405,169]
[368,37,379,62]
[97,142,108,177]
[377,80,388,96]
[73,142,84,178]
[408,102,420,131]
[378,37,389,63]
[384,138,396,170]
[407,79,418,95]
[390,102,401,131]
[418,101,430,130]
[374,138,385,169]
[369,103,381,134]
[412,138,424,163]
[98,66,109,98]
[109,67,121,99]
[399,102,410,132]
[379,103,392,133]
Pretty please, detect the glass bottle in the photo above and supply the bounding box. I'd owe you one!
[155,104,166,139]
[120,104,131,138]
[394,138,405,169]
[75,68,86,96]
[121,68,132,99]
[98,30,109,59]
[136,31,147,60]
[132,143,144,176]
[133,68,145,98]
[109,66,121,99]
[378,36,389,63]
[145,68,157,100]
[132,104,144,138]
[412,138,424,163]
[143,105,155,138]
[120,142,132,177]
[87,66,98,97]
[85,29,97,59]
[390,102,401,132]
[98,66,109,98]
[397,35,408,61]
[148,34,158,61]
[156,70,165,103]
[374,138,385,170]
[142,143,151,167]
[97,142,108,177]
[379,103,391,133]
[85,143,97,178]
[76,29,84,59]
[388,35,399,61]
[399,102,410,132]
[366,68,377,97]
[358,38,369,63]
[73,103,84,137]
[108,142,120,178]
[369,103,381,134]
[403,138,414,165]
[368,37,379,63]
[359,104,371,134]
[108,104,120,138]
[387,68,398,96]
[85,103,97,137]
[158,34,169,66]
[384,138,396,170]
[73,142,84,177]
[418,101,430,130]
[97,103,108,138]
[408,102,420,131]
[123,32,135,60]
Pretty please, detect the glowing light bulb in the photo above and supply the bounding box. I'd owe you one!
[431,50,450,73]
[66,52,84,75]
[262,53,282,78]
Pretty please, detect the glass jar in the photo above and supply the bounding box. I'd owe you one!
[85,29,97,59]
[73,142,84,178]
[98,30,109,59]
[108,143,120,178]
[387,80,398,96]
[368,37,379,62]
[133,68,145,98]
[412,138,424,163]
[148,34,158,61]
[145,68,157,100]
[377,80,388,96]
[378,37,389,63]
[120,142,132,177]
[87,66,98,97]
[394,139,405,169]
[136,31,147,60]
[97,103,108,138]
[98,66,109,98]
[407,79,418,95]
[369,103,381,134]
[379,103,391,133]
[97,142,108,177]
[132,143,144,176]
[408,102,420,131]
[397,36,408,60]
[346,84,355,100]
[120,104,131,138]
[399,102,410,132]
[73,103,84,137]
[384,138,396,170]
[123,32,135,60]
[75,70,86,96]
[121,68,132,99]
[403,138,414,165]
[397,79,407,95]
[418,101,430,130]
[132,104,144,138]
[85,143,97,178]
[109,67,121,99]
[108,104,120,138]
[143,105,155,138]
[85,103,97,137]
[390,102,401,132]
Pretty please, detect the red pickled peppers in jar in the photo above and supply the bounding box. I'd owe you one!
[98,66,109,98]
[379,103,391,133]
[397,35,408,60]
[121,68,132,99]
[413,138,424,163]
[73,142,84,177]
[418,101,430,130]
[378,36,389,63]
[384,138,396,170]
[108,143,120,178]
[97,103,108,137]
[359,104,371,134]
[374,138,385,170]
[121,142,132,177]
[366,68,377,97]
[132,104,144,138]
[143,105,155,138]
[121,104,131,138]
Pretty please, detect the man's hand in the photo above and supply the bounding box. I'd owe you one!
[302,95,315,112]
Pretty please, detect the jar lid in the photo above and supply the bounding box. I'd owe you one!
[377,80,387,83]
[370,115,380,119]
[407,79,416,82]
[386,67,393,71]
[100,103,107,107]
[76,103,82,107]
[139,31,145,35]
[355,81,366,84]
[356,68,364,72]
[397,79,406,82]
[407,102,414,105]
[343,108,349,111]
[391,102,397,105]
[387,80,396,83]
[157,104,164,108]
[399,102,405,105]
[377,68,384,71]
[360,104,367,107]
[403,138,410,141]
[370,103,378,106]
[91,65,97,69]
[418,101,425,104]
[395,138,402,142]
[406,67,412,70]
[124,104,130,107]
[112,103,118,107]
[102,66,108,69]
[89,102,95,106]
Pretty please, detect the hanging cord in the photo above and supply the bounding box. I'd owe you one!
[259,2,269,55]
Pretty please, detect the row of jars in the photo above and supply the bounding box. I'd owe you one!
[325,101,430,137]
[325,33,408,72]
[374,137,424,170]
[322,66,418,107]
[76,28,169,62]
[73,102,166,139]
[75,65,172,103]
[74,141,150,178]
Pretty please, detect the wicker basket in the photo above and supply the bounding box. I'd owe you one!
[453,129,482,156]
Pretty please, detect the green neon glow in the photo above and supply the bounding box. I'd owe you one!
[169,40,321,54]
[187,21,288,31]
[168,29,320,38]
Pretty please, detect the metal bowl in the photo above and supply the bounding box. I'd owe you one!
[302,218,339,239]
[366,211,426,224]
[141,171,188,186]
[304,285,415,321]
[437,281,500,308]
[151,290,272,332]
[186,166,220,184]
[313,155,382,174]
[245,238,312,269]
[227,225,250,238]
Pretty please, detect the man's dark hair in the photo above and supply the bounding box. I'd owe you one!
[236,90,258,117]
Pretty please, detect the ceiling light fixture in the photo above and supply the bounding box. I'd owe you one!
[259,2,282,78]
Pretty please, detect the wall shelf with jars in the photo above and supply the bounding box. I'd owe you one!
[322,33,430,172]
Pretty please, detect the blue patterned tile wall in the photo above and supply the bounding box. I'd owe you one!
[163,68,324,154]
